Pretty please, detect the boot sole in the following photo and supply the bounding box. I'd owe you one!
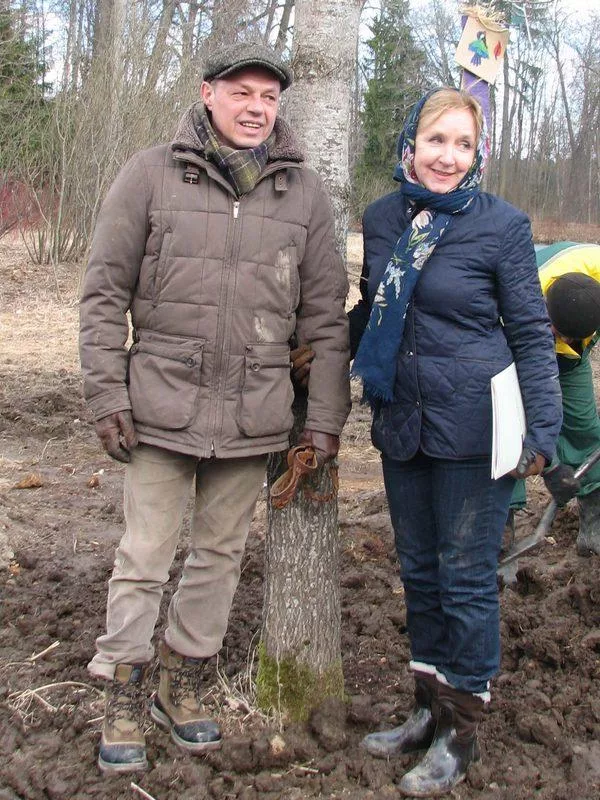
[97,755,148,774]
[150,703,222,753]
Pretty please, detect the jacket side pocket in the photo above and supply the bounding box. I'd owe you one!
[238,344,294,437]
[128,333,204,430]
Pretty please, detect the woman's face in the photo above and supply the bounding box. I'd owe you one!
[413,108,477,193]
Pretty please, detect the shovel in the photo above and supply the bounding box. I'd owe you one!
[497,446,600,579]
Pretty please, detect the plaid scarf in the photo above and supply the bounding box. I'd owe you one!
[352,88,490,403]
[195,107,275,197]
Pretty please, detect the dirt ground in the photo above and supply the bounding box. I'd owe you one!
[1,234,600,800]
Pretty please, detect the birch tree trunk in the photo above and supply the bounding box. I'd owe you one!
[285,0,363,254]
[257,0,362,722]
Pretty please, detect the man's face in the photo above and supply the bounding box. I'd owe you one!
[201,67,281,149]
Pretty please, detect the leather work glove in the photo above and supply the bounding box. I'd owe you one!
[297,428,339,466]
[510,447,545,479]
[95,410,138,463]
[543,463,580,506]
[290,343,315,389]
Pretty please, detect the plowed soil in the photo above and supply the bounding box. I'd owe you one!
[1,235,600,800]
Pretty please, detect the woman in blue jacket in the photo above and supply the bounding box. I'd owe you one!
[350,88,562,797]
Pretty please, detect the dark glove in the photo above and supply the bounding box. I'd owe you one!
[543,463,580,506]
[290,344,315,389]
[297,428,339,466]
[511,447,545,479]
[95,410,138,463]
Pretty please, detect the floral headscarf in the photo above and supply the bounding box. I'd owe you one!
[352,88,489,403]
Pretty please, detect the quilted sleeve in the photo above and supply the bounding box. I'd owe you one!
[495,211,563,462]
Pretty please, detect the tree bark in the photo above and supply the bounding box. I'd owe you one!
[284,0,362,253]
[258,0,361,721]
[258,397,343,719]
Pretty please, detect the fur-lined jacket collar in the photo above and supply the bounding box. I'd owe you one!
[171,101,304,163]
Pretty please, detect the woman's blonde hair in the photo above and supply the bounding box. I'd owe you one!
[417,88,483,141]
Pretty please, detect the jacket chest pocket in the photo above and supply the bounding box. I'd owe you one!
[237,344,294,437]
[128,333,205,430]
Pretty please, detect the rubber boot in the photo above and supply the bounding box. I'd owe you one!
[398,683,483,797]
[576,489,600,556]
[98,663,148,774]
[361,670,438,758]
[150,640,222,753]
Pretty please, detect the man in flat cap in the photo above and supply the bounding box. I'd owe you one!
[80,41,350,773]
[508,242,600,557]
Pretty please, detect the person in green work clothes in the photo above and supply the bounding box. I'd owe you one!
[510,242,600,556]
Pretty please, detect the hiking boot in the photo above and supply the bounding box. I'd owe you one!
[361,671,438,758]
[577,490,600,556]
[150,640,222,753]
[398,684,484,797]
[98,663,148,774]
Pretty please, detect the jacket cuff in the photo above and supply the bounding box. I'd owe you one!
[87,388,132,421]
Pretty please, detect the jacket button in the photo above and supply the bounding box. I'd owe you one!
[407,351,414,357]
[416,401,420,407]
[186,357,195,367]
[251,363,260,371]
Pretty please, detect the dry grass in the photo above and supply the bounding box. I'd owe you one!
[6,678,103,727]
[0,234,81,375]
[531,218,600,245]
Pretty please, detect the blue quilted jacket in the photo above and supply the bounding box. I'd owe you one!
[349,190,562,462]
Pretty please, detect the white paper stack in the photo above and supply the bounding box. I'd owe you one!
[491,362,527,479]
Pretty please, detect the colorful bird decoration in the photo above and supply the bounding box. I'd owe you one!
[468,31,489,66]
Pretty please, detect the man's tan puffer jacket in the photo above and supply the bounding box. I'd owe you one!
[80,103,351,459]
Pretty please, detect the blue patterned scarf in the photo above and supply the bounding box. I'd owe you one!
[352,88,490,402]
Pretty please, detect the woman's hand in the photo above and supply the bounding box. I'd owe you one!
[509,447,545,479]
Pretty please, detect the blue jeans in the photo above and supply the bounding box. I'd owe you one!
[382,451,515,694]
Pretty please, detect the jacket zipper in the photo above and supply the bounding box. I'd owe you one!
[207,195,242,456]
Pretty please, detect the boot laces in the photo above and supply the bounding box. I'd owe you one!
[169,659,206,709]
[106,680,146,728]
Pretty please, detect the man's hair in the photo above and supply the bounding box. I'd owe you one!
[417,88,484,141]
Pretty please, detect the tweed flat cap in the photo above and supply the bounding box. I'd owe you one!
[202,42,293,90]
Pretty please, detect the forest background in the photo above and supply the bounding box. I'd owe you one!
[1,0,600,271]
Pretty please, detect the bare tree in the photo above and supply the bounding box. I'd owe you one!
[258,0,362,721]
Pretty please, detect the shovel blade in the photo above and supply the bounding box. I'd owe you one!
[497,499,558,574]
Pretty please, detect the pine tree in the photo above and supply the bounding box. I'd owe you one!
[354,0,425,205]
[0,2,48,171]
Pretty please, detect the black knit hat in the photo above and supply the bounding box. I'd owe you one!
[546,273,600,339]
[202,42,293,90]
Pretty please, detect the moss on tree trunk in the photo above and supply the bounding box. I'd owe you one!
[257,393,345,721]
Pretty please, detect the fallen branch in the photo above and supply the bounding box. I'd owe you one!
[131,782,157,800]
[28,641,60,661]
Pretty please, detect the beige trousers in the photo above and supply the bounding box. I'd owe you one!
[88,443,267,680]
